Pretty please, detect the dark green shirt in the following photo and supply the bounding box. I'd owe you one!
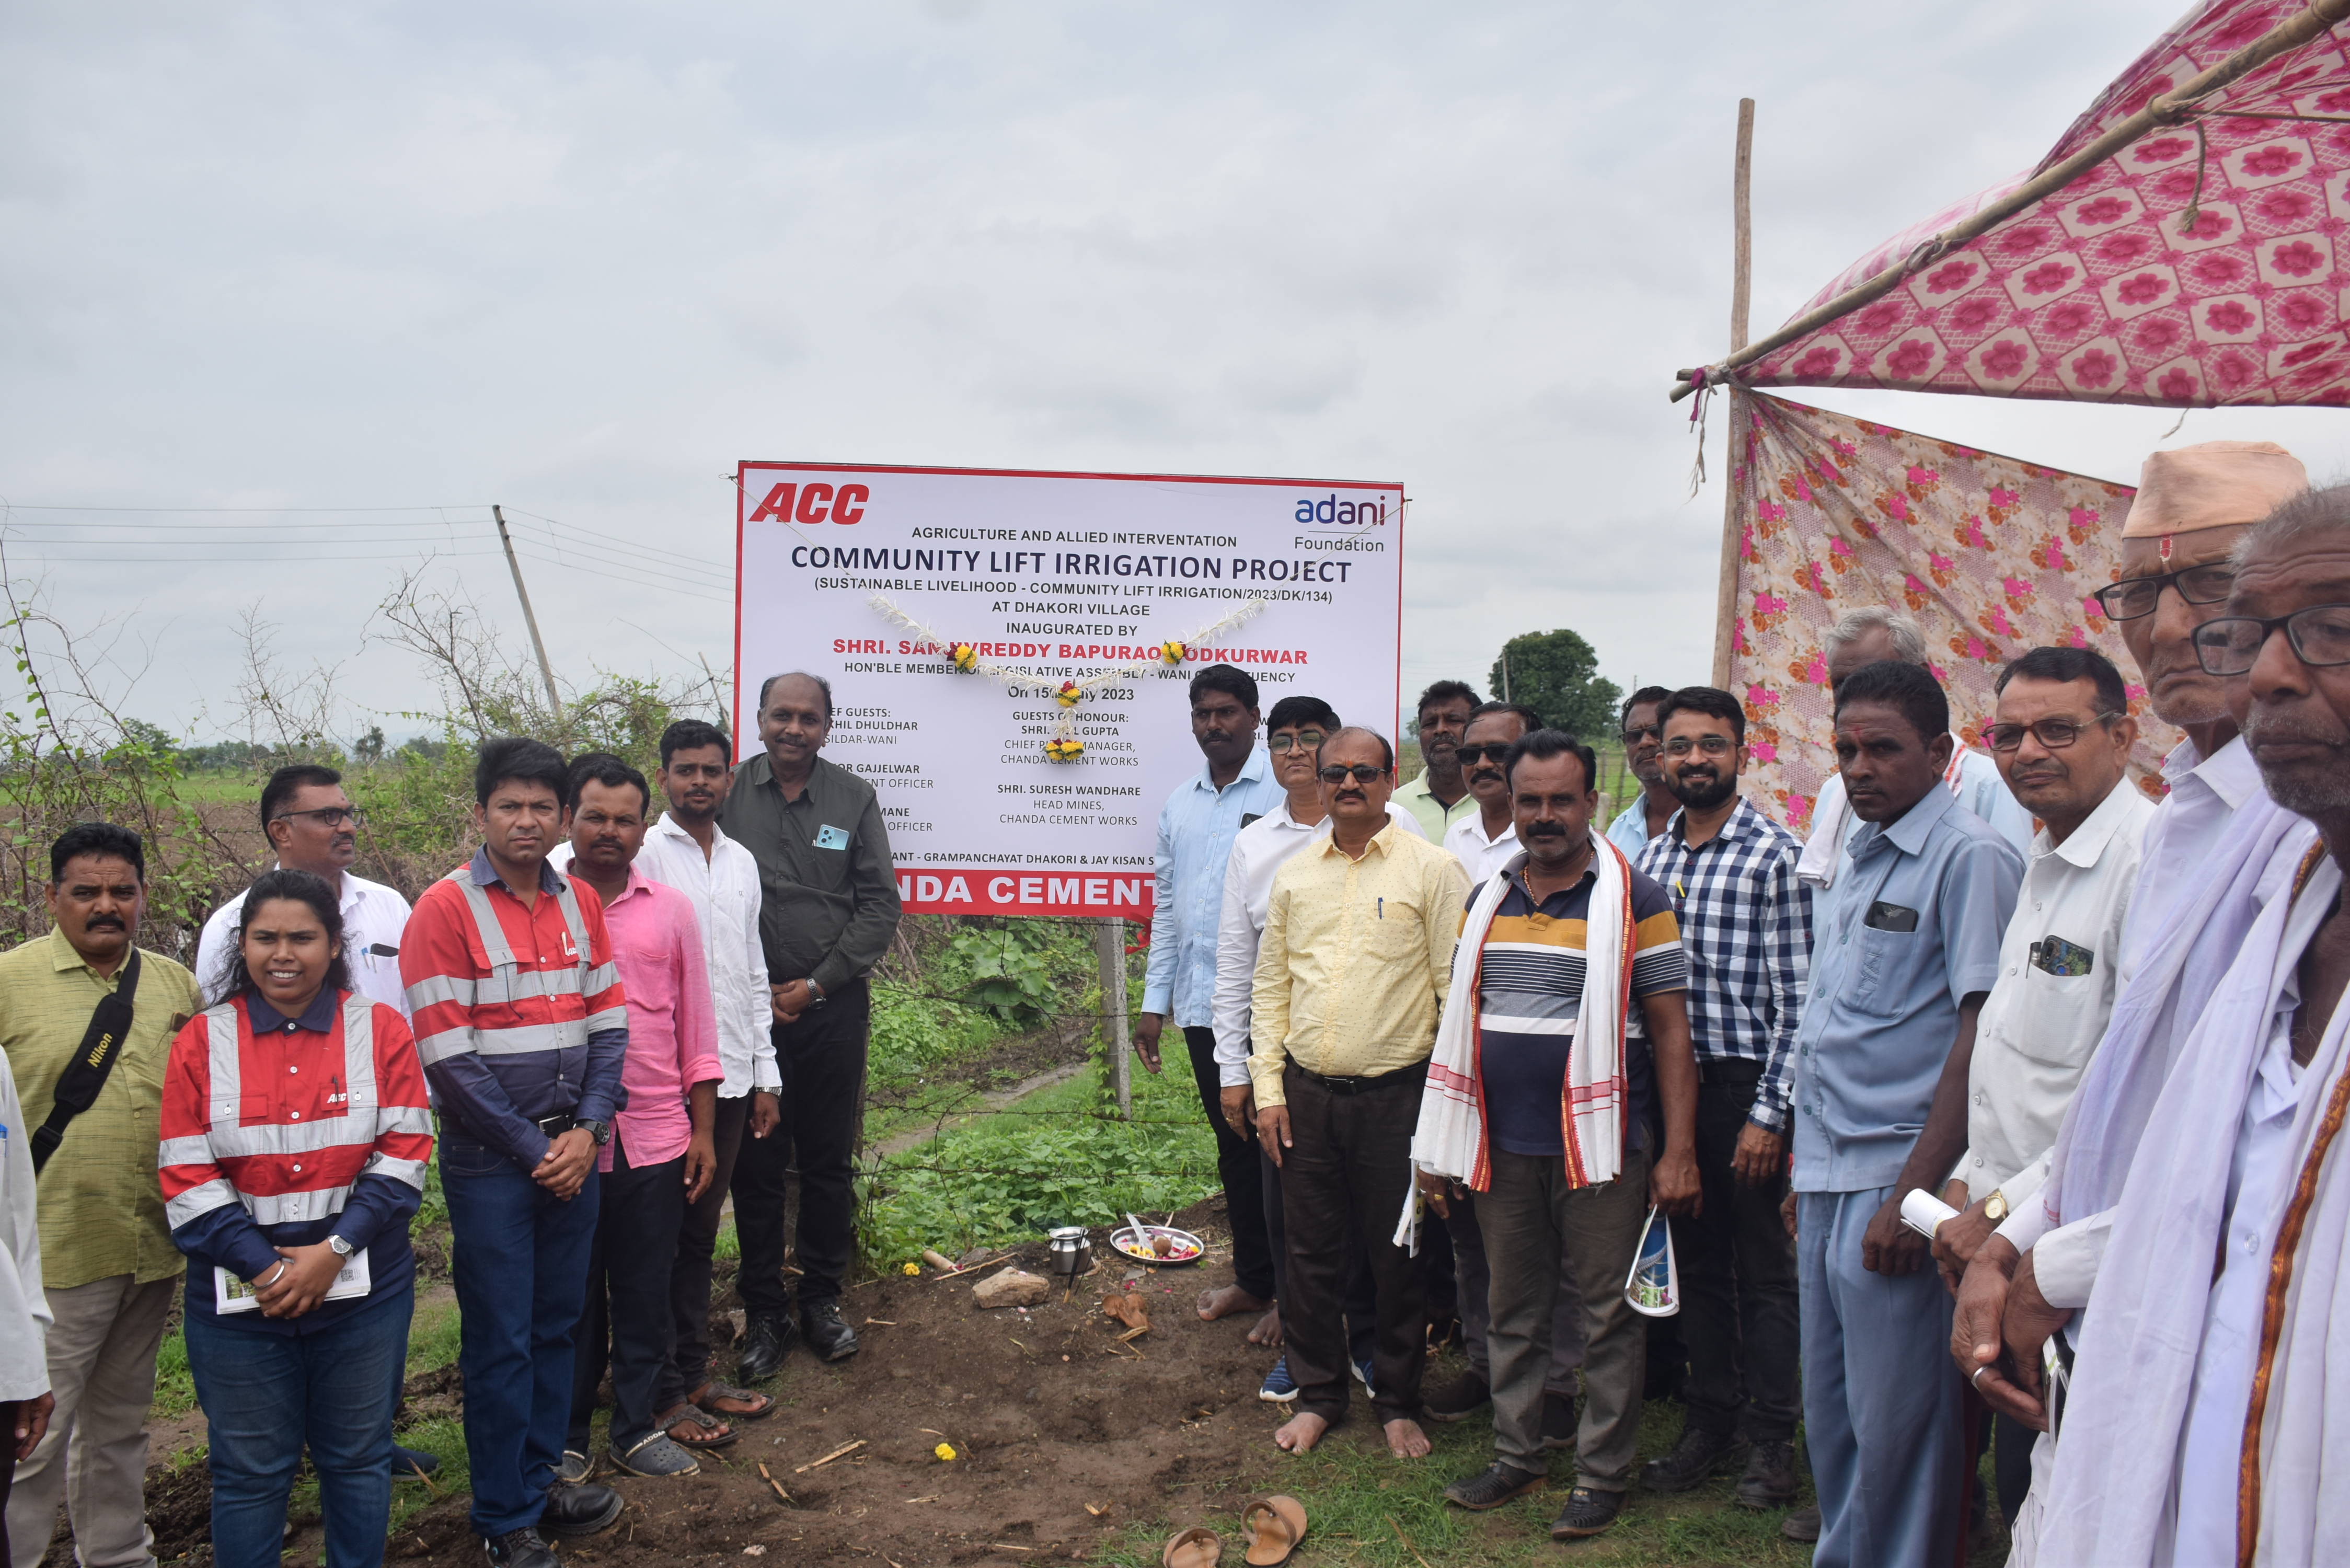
[718,752,903,996]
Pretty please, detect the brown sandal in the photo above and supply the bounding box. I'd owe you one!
[654,1401,738,1449]
[689,1379,775,1421]
[1240,1496,1306,1567]
[1162,1526,1222,1568]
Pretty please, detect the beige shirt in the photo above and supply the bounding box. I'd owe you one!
[1248,820,1469,1106]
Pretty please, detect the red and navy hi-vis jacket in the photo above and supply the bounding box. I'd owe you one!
[159,988,433,1332]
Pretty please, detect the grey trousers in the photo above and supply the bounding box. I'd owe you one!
[1449,1185,1583,1394]
[6,1273,177,1568]
[1481,1146,1651,1488]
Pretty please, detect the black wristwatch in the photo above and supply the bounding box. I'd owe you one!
[806,979,828,1009]
[580,1119,612,1148]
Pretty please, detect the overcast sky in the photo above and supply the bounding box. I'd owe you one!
[6,0,2346,744]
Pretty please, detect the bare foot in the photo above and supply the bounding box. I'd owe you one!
[1274,1411,1329,1453]
[1198,1283,1272,1323]
[1247,1306,1283,1346]
[1384,1417,1431,1458]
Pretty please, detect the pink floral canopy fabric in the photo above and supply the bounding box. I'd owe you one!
[1742,0,2350,407]
[1729,395,2179,835]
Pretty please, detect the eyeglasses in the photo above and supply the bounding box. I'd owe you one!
[1318,765,1388,785]
[1662,735,1736,758]
[1455,743,1513,765]
[2191,604,2350,675]
[272,806,365,829]
[1984,714,2121,752]
[2091,563,2235,621]
[1620,724,1662,745]
[1267,731,1328,753]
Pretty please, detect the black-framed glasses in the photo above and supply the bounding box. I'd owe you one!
[2192,605,2350,675]
[272,806,365,829]
[1985,714,2122,753]
[1662,735,1736,758]
[1620,724,1662,745]
[1455,743,1513,765]
[2091,563,2235,621]
[1318,765,1388,785]
[1266,731,1328,754]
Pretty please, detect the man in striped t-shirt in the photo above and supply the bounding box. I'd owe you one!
[401,738,630,1568]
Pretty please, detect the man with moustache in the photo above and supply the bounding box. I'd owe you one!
[0,825,199,1568]
[1793,662,2022,1567]
[1910,646,2151,1536]
[1394,681,1482,843]
[2026,485,2350,1564]
[1632,687,1811,1509]
[1139,665,1287,1342]
[1251,729,1468,1459]
[1949,443,2313,1501]
[1443,703,1547,881]
[1606,687,1680,858]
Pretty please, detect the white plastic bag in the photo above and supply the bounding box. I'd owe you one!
[1624,1204,1678,1317]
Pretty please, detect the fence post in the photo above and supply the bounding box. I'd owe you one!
[1096,917,1132,1120]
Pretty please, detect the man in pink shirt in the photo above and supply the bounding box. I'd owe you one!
[557,754,722,1481]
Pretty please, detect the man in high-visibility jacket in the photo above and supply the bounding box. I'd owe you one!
[401,737,629,1568]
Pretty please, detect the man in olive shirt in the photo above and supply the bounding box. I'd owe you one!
[721,673,902,1372]
[0,824,201,1568]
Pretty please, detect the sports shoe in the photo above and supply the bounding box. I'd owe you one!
[541,1481,624,1538]
[610,1432,700,1477]
[1258,1355,1298,1403]
[1549,1485,1625,1539]
[1640,1425,1750,1492]
[1735,1439,1800,1508]
[1423,1370,1491,1423]
[1352,1355,1376,1397]
[1442,1461,1546,1511]
[483,1529,557,1568]
[555,1450,593,1484]
[1781,1503,1821,1542]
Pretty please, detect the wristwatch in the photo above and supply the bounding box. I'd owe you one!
[1983,1189,2010,1223]
[327,1235,356,1259]
[580,1119,612,1147]
[806,979,828,1009]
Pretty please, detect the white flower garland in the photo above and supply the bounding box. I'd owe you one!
[864,592,1269,760]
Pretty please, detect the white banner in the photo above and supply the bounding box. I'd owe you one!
[733,463,1403,916]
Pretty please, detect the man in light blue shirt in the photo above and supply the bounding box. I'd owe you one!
[1605,686,1679,860]
[1791,660,2022,1568]
[1139,664,1287,1336]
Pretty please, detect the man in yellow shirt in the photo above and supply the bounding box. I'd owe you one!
[0,824,200,1568]
[1252,728,1469,1460]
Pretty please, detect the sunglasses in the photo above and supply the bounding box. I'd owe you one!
[1455,743,1513,766]
[272,806,365,829]
[1621,724,1662,745]
[1318,765,1388,786]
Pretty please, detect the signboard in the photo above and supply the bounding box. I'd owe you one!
[734,463,1404,916]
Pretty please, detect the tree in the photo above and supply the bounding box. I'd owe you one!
[1489,629,1621,744]
[354,724,386,763]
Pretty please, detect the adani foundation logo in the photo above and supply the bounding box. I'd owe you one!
[748,481,870,524]
[1294,493,1389,527]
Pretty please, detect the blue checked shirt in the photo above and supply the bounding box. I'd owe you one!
[1635,796,1812,1133]
[1142,747,1286,1027]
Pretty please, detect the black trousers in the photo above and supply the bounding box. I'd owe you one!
[1279,1062,1426,1426]
[736,978,869,1313]
[656,1092,751,1411]
[1182,1027,1274,1301]
[1993,1410,2034,1532]
[1676,1060,1801,1443]
[569,1134,686,1452]
[1262,1147,1376,1364]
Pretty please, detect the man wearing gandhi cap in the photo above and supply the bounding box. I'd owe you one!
[1945,439,2314,1560]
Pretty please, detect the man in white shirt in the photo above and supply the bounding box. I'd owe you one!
[1443,704,1545,882]
[1924,645,2152,1529]
[193,765,411,1012]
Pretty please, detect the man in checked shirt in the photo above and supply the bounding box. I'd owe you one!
[1632,686,1811,1510]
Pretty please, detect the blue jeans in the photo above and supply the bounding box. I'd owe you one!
[186,1285,412,1568]
[442,1135,601,1538]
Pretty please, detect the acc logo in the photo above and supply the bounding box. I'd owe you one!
[1293,492,1388,526]
[749,482,870,525]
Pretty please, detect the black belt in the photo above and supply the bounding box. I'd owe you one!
[1291,1061,1426,1095]
[535,1113,578,1138]
[1694,1058,1764,1086]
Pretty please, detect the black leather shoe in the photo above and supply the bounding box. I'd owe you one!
[1540,1391,1578,1450]
[801,1298,860,1362]
[541,1481,623,1538]
[484,1530,558,1568]
[736,1312,797,1382]
[1422,1370,1491,1423]
[1735,1438,1799,1508]
[1781,1503,1821,1542]
[1442,1461,1546,1511]
[1639,1425,1750,1492]
[1549,1486,1625,1539]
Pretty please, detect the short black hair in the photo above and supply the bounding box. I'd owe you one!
[1415,679,1480,719]
[219,868,352,1005]
[1504,729,1599,793]
[1995,645,2129,719]
[1620,685,1675,728]
[1265,696,1340,733]
[660,719,732,767]
[474,736,569,808]
[1465,700,1546,736]
[1316,726,1395,773]
[566,751,651,815]
[1833,659,1950,743]
[1189,664,1258,712]
[757,672,834,720]
[1655,685,1747,746]
[50,822,145,884]
[260,764,343,832]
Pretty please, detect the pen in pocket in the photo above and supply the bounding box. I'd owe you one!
[1377,897,1384,919]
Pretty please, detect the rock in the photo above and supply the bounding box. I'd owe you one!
[972,1267,1052,1309]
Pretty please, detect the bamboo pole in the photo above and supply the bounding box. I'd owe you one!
[1097,918,1131,1119]
[1710,99,1755,690]
[1669,0,2350,401]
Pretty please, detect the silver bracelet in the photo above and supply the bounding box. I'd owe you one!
[261,1261,290,1288]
